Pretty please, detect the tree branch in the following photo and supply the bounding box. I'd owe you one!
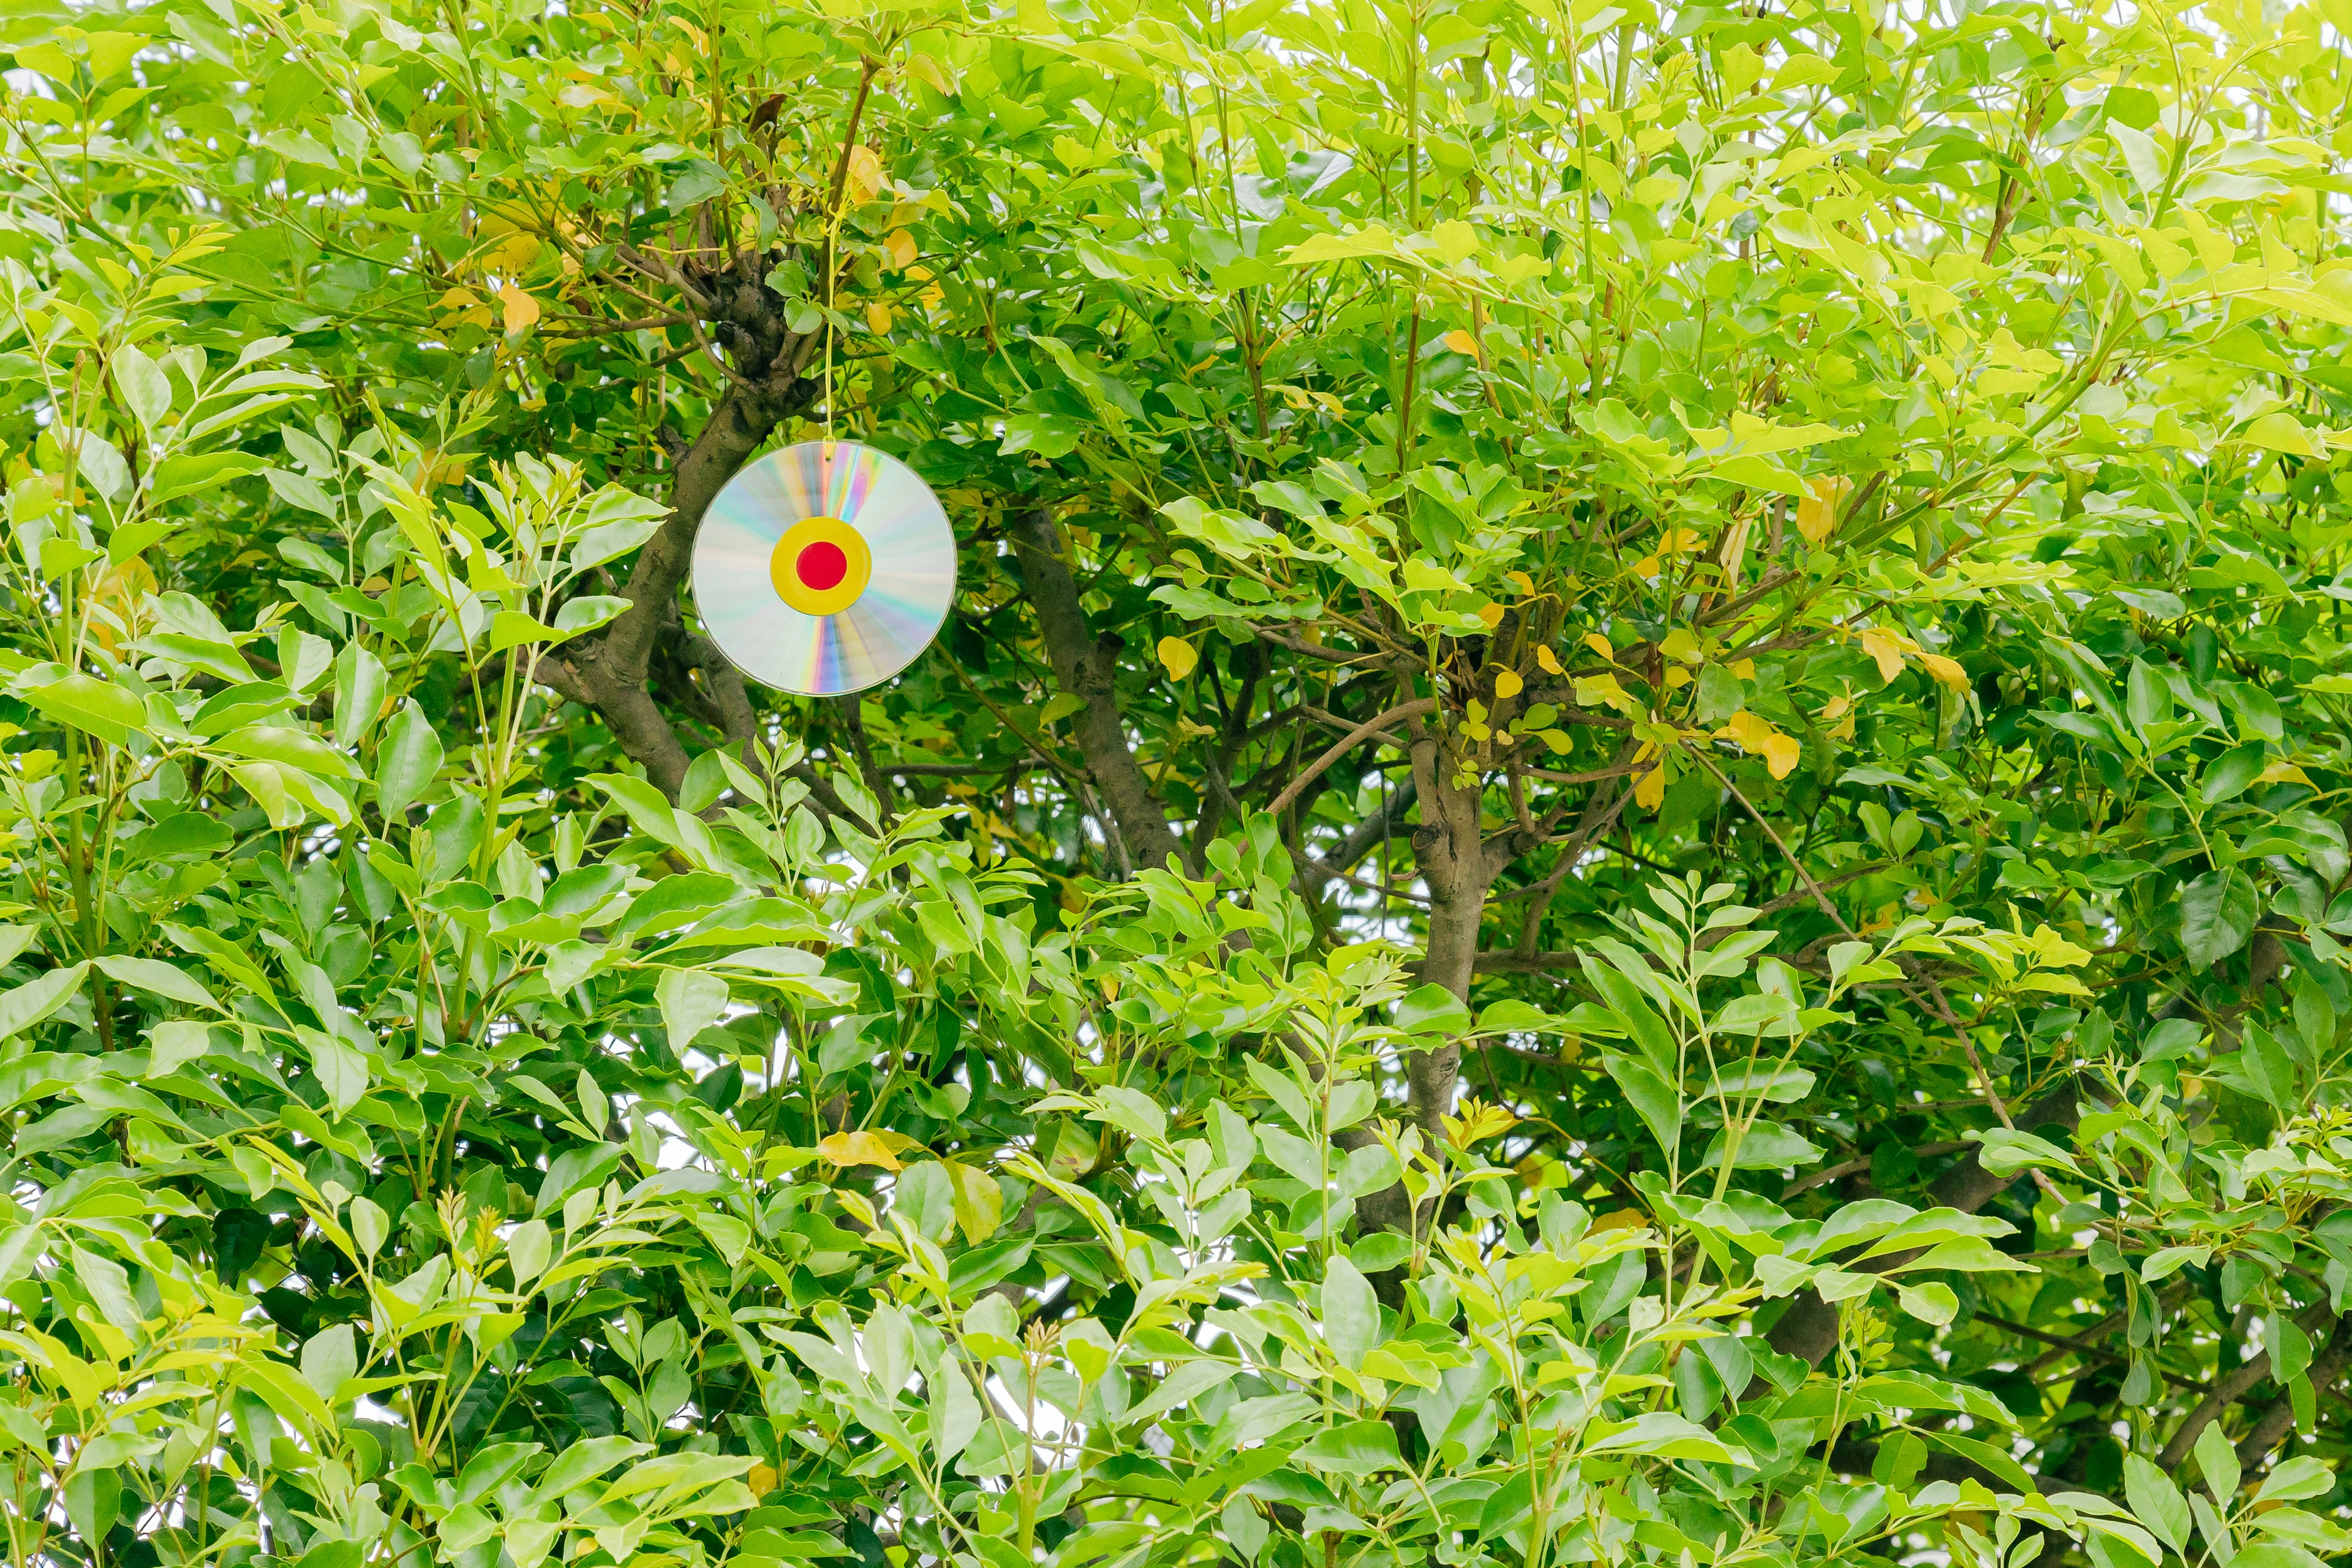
[1266,699,1435,817]
[1009,507,1183,873]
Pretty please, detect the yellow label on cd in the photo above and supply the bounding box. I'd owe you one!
[769,516,871,617]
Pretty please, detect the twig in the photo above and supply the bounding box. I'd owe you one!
[1266,699,1438,816]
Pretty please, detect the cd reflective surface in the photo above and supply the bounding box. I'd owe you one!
[691,440,957,696]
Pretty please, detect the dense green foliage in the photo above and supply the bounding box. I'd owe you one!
[6,2,2352,1568]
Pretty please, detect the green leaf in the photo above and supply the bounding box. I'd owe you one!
[1320,1256,1381,1367]
[2253,1455,2334,1505]
[1600,1050,1681,1164]
[375,701,444,823]
[334,643,387,748]
[25,673,145,747]
[213,724,361,779]
[657,968,729,1047]
[2125,1453,2192,1551]
[1294,1419,1401,1475]
[1395,983,1470,1036]
[2180,869,2260,969]
[1921,1428,2035,1493]
[0,963,90,1039]
[1586,1411,1751,1465]
[488,611,563,652]
[1896,1282,1957,1325]
[92,955,221,1011]
[2200,741,2268,804]
[2195,1421,2241,1503]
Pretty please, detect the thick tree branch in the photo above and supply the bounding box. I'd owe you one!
[2234,1314,2352,1470]
[2158,1298,2337,1472]
[1009,507,1184,873]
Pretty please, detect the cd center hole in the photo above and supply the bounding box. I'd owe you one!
[796,541,849,591]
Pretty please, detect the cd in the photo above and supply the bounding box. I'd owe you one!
[691,440,957,697]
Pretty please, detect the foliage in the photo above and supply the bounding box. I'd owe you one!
[4,1,2352,1568]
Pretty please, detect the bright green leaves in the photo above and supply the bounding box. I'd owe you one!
[24,671,144,748]
[376,700,445,824]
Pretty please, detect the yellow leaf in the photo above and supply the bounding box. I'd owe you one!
[2258,760,2313,786]
[499,282,541,335]
[1507,570,1536,596]
[1660,627,1703,663]
[864,300,893,334]
[435,286,481,312]
[884,228,919,270]
[1494,668,1523,699]
[1477,602,1506,628]
[1536,644,1563,674]
[1719,711,1800,779]
[1918,652,1969,692]
[487,232,541,274]
[1857,627,1912,684]
[843,145,884,205]
[816,1130,906,1170]
[1441,328,1481,358]
[1580,632,1614,663]
[1795,475,1850,544]
[747,1463,779,1496]
[940,1158,1003,1243]
[1634,764,1667,810]
[1588,1208,1649,1235]
[1665,667,1692,689]
[1156,636,1198,679]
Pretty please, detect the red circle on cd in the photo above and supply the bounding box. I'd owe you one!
[796,541,849,591]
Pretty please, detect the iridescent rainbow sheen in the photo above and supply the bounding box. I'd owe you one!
[692,441,957,696]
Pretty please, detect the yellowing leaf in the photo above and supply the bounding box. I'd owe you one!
[1918,653,1969,692]
[1536,644,1563,674]
[817,1130,908,1170]
[2258,760,2313,786]
[1494,668,1523,699]
[1157,636,1198,679]
[843,145,884,204]
[1589,1208,1649,1235]
[1635,764,1668,810]
[906,52,952,95]
[864,300,893,334]
[940,1158,1003,1243]
[1507,570,1536,596]
[1795,475,1850,544]
[884,229,918,270]
[1661,627,1703,663]
[499,282,541,334]
[1477,602,1506,628]
[1858,627,1914,684]
[1719,711,1800,779]
[1442,328,1481,358]
[1581,633,1613,663]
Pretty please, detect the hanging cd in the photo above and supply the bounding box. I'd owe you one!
[691,440,957,697]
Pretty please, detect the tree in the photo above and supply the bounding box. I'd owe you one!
[4,0,2352,1566]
